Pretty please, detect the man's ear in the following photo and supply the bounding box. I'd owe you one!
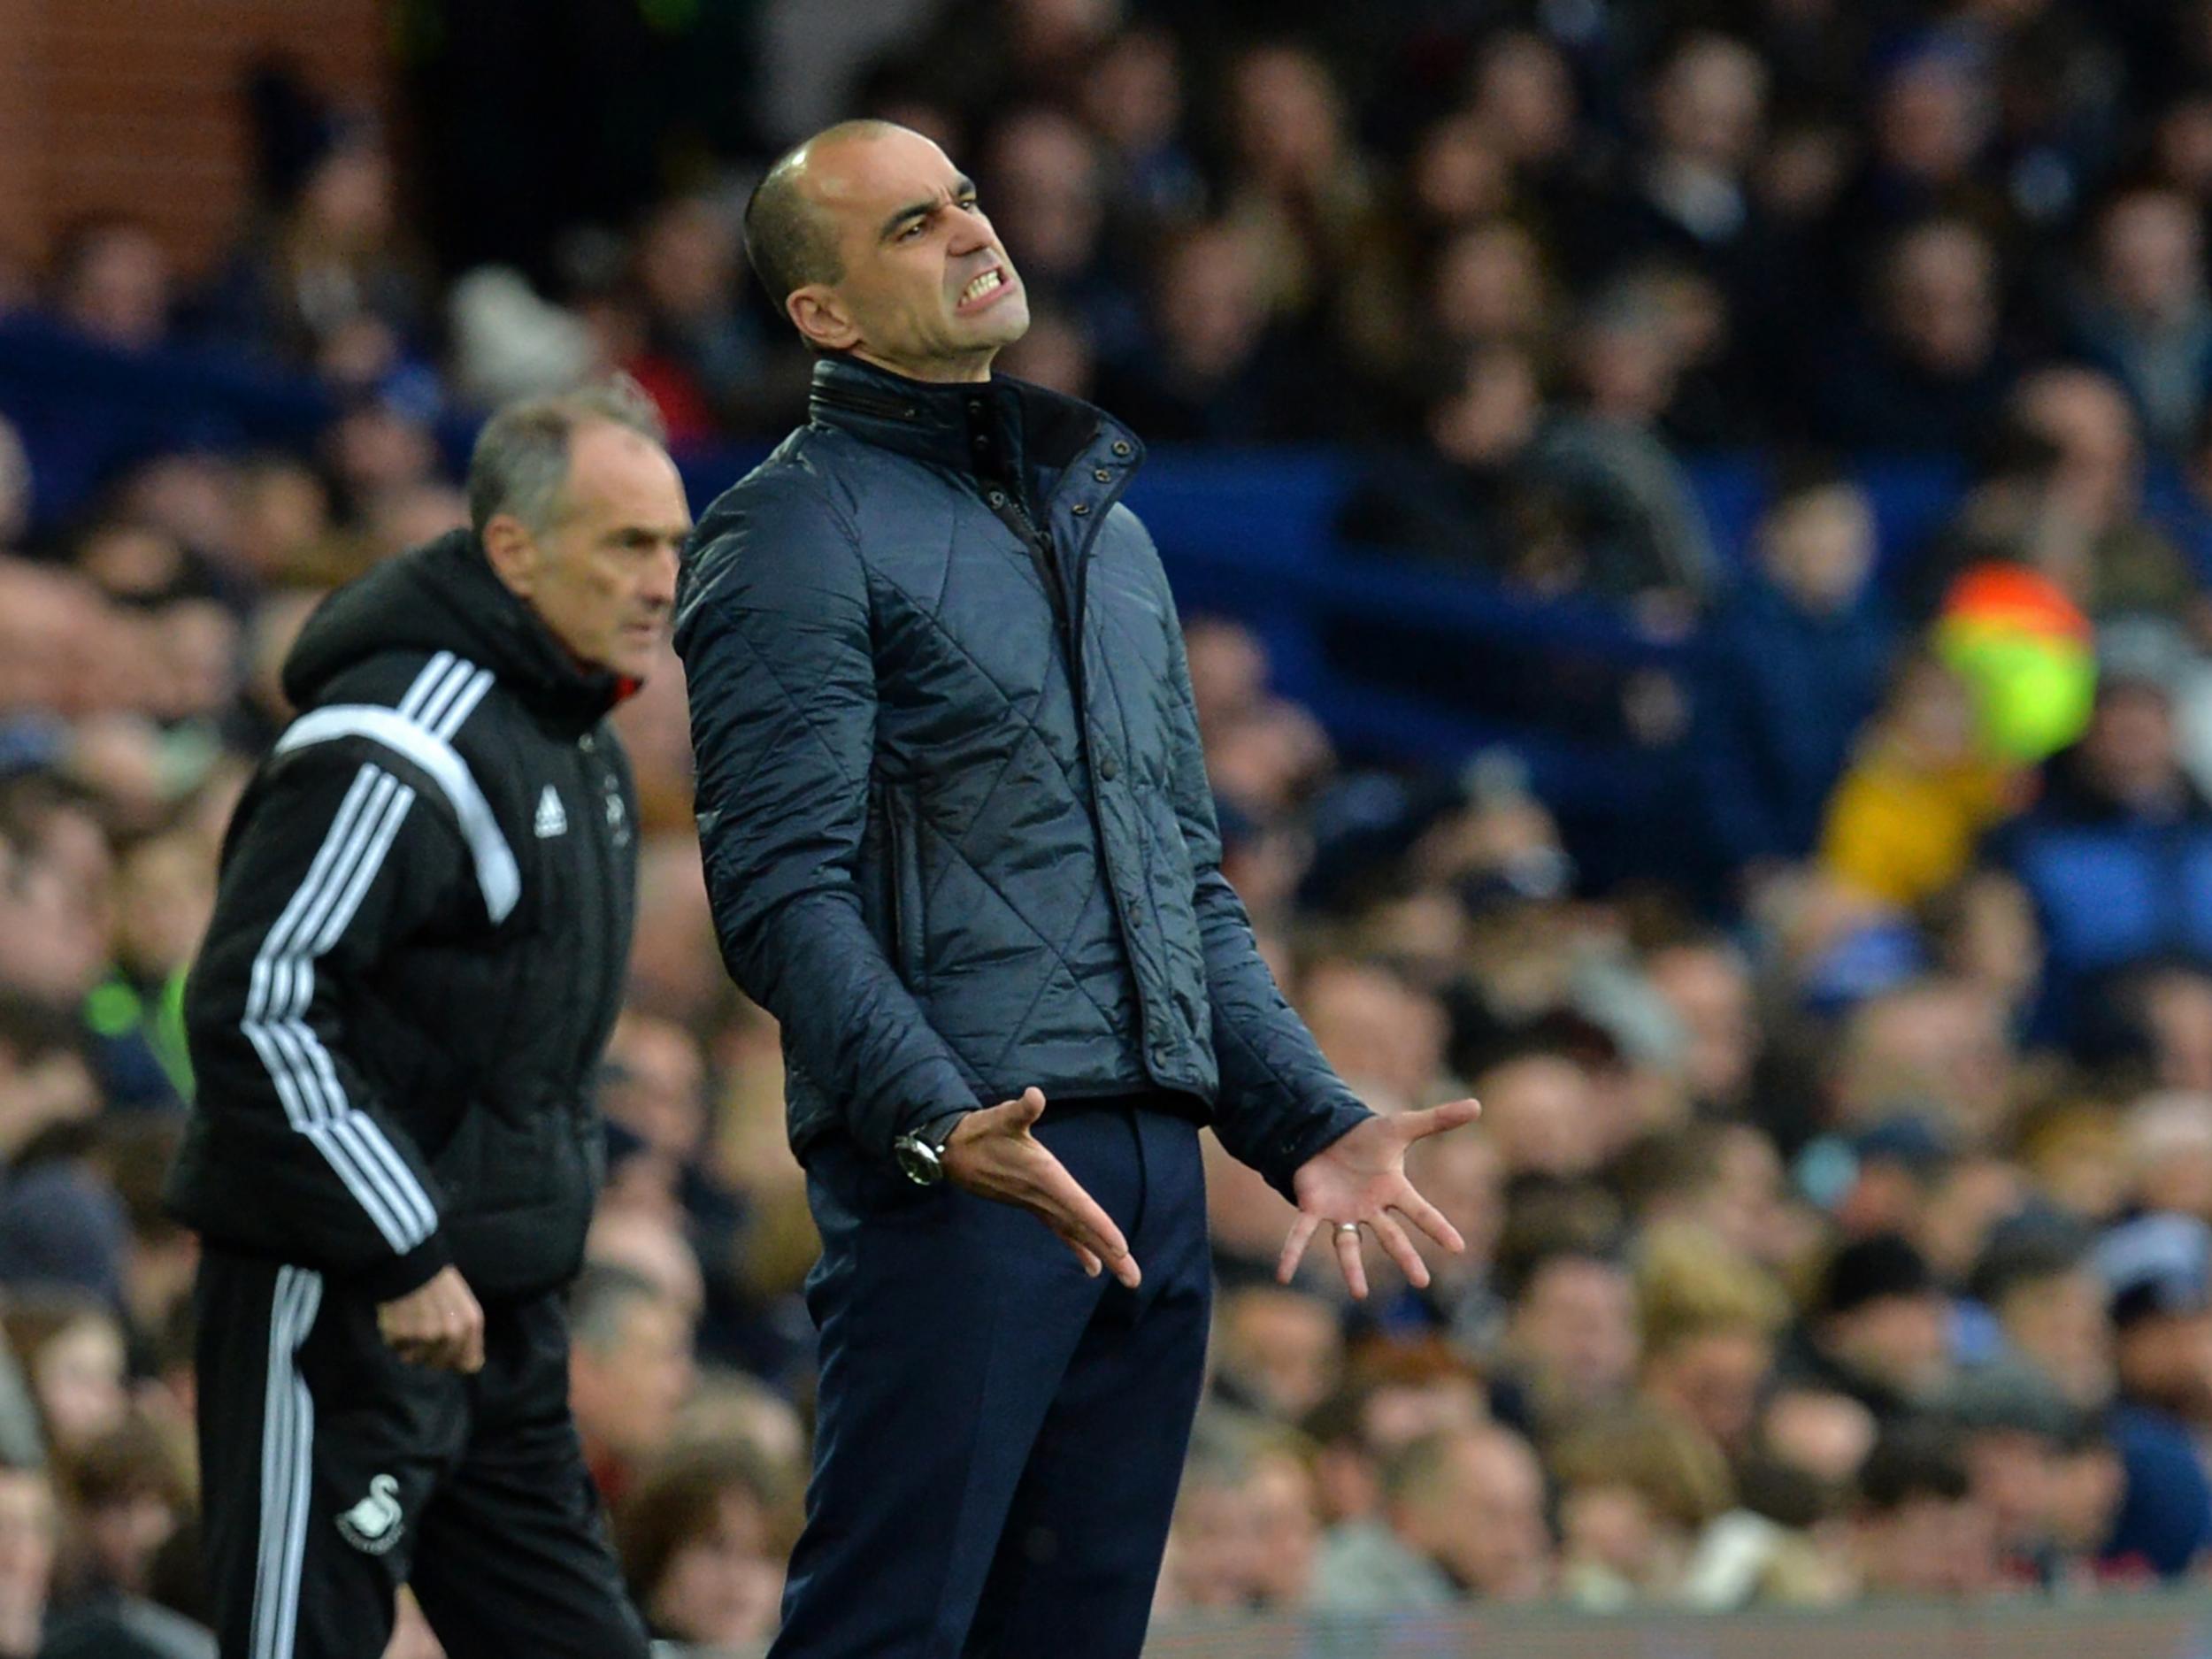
[789,285,860,353]
[480,513,539,598]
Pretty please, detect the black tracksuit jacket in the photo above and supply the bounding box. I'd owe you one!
[165,529,639,1302]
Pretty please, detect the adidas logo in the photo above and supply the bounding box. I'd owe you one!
[534,785,568,839]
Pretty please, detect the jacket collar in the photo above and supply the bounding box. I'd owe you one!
[426,532,634,737]
[806,354,1143,490]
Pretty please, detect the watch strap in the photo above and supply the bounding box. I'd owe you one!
[916,1109,971,1155]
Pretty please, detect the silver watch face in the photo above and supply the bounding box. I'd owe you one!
[894,1136,943,1187]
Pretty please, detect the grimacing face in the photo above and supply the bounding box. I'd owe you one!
[487,422,691,680]
[789,127,1031,381]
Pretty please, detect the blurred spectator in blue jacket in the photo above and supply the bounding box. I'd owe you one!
[2093,1212,2212,1578]
[1975,1221,2212,1581]
[1694,465,1891,883]
[1997,645,2212,1040]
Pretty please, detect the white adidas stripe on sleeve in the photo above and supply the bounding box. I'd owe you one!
[242,764,438,1251]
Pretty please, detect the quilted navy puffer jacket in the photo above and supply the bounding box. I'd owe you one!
[675,356,1370,1197]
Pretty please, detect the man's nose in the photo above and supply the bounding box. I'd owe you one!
[948,207,993,254]
[641,541,680,606]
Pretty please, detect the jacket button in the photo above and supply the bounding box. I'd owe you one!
[1093,467,1111,483]
[1071,503,1091,516]
[1112,441,1133,457]
[1097,752,1119,780]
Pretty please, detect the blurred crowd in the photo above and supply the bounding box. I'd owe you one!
[12,0,2212,1654]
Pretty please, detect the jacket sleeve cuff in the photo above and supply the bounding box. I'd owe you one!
[855,1060,989,1161]
[1261,1099,1376,1203]
[353,1232,453,1302]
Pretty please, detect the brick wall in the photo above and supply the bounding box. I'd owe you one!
[0,0,388,281]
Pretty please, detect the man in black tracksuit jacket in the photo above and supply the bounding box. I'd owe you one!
[165,384,689,1659]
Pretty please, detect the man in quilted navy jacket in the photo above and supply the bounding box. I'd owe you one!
[678,120,1479,1656]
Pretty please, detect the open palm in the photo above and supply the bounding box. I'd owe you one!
[1277,1099,1480,1299]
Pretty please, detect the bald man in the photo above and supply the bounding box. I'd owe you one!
[677,121,1474,1655]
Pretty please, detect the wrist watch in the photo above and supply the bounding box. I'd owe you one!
[893,1110,971,1187]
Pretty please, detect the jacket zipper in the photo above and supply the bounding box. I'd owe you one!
[575,733,622,1086]
[1067,467,1165,1071]
[984,465,1163,1064]
[985,485,1069,626]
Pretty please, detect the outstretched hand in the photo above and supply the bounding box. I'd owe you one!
[941,1087,1142,1288]
[1278,1099,1481,1299]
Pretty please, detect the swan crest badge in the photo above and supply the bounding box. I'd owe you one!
[336,1473,405,1555]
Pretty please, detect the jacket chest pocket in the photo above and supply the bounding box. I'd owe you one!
[880,783,928,993]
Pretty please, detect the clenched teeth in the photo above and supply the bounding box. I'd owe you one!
[962,270,1003,304]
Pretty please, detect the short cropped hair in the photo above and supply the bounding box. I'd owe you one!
[742,119,900,311]
[465,378,664,539]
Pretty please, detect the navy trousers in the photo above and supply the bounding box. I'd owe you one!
[772,1101,1211,1659]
